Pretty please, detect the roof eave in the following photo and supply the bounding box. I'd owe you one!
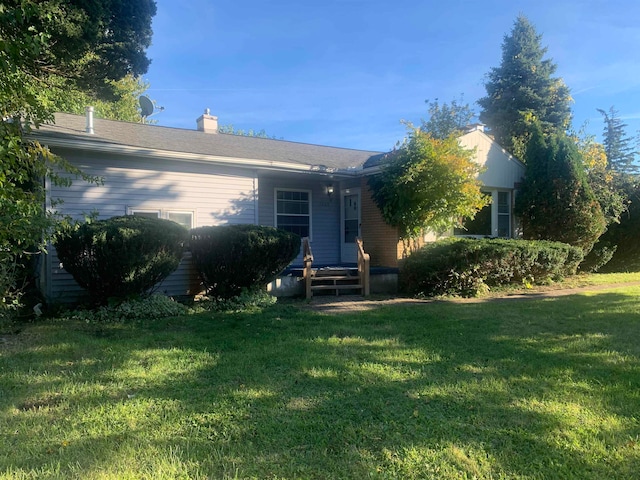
[35,134,365,177]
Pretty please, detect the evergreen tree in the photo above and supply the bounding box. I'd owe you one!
[515,122,606,253]
[478,15,572,158]
[597,106,638,174]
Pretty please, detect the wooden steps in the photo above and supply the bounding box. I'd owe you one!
[302,237,370,299]
[310,268,363,296]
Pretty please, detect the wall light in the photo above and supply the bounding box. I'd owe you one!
[326,185,334,197]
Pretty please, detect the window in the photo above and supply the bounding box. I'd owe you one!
[129,209,160,219]
[454,190,511,238]
[275,189,311,238]
[343,193,359,243]
[454,192,492,236]
[497,191,510,238]
[128,208,194,229]
[166,211,194,230]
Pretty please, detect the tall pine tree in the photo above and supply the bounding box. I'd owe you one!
[478,15,572,158]
[597,106,638,174]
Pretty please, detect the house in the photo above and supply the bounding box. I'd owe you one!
[33,110,524,303]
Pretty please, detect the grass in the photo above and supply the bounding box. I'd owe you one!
[1,279,640,478]
[550,271,640,288]
[479,271,640,297]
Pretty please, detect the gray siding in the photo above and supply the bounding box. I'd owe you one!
[258,175,340,266]
[46,150,258,303]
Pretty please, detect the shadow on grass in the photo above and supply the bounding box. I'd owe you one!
[1,293,639,478]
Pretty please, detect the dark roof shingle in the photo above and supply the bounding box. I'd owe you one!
[36,113,384,171]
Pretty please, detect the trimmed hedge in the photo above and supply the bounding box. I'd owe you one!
[54,216,188,304]
[399,237,583,297]
[190,225,300,298]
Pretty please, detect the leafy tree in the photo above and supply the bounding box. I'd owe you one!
[478,15,572,158]
[515,122,606,253]
[368,127,488,243]
[1,0,156,110]
[0,0,156,316]
[572,127,628,227]
[420,96,475,139]
[598,106,638,174]
[45,74,152,123]
[218,124,280,139]
[571,128,628,270]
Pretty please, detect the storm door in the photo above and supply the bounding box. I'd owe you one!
[340,188,361,264]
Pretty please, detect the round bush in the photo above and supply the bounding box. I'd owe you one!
[54,216,188,304]
[399,237,583,297]
[190,225,300,298]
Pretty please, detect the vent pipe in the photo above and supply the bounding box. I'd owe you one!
[85,106,94,134]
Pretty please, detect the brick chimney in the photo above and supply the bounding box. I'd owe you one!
[196,108,218,133]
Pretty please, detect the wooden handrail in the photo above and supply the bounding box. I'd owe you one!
[356,237,370,297]
[302,237,314,299]
[303,236,314,263]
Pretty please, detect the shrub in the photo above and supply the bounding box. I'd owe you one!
[580,243,617,273]
[399,237,583,297]
[190,225,300,298]
[61,294,188,323]
[0,255,22,321]
[190,287,278,313]
[54,216,188,304]
[596,181,640,272]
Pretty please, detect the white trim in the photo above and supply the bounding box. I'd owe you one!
[253,177,259,225]
[274,188,312,240]
[496,190,511,238]
[454,189,512,239]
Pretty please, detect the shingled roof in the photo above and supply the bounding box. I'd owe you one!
[35,113,386,173]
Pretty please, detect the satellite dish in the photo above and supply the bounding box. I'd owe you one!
[139,96,154,118]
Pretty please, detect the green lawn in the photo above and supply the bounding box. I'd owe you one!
[1,284,640,479]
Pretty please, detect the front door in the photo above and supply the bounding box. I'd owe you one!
[340,188,361,264]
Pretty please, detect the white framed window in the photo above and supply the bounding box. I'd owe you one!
[274,189,312,239]
[166,211,195,230]
[454,190,511,238]
[128,207,195,229]
[497,191,511,238]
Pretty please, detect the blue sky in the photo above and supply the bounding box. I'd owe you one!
[144,0,640,152]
